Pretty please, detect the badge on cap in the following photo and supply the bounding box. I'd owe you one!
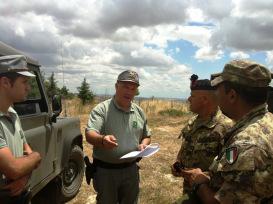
[226,146,238,164]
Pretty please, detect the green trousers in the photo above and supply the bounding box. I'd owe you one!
[93,164,139,204]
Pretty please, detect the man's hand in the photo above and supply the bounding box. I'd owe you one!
[181,168,210,187]
[0,147,41,180]
[2,175,30,196]
[102,135,118,149]
[138,144,147,151]
[171,161,184,177]
[25,151,41,169]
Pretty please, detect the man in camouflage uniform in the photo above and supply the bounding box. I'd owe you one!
[180,60,273,204]
[171,75,232,203]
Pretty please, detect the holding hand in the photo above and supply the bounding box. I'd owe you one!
[171,161,184,177]
[138,144,147,151]
[102,135,118,149]
[181,168,210,187]
[2,175,30,196]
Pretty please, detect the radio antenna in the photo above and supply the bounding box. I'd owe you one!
[61,41,67,117]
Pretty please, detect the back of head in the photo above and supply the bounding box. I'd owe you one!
[189,74,218,116]
[190,74,216,91]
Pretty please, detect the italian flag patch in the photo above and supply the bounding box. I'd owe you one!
[226,146,238,164]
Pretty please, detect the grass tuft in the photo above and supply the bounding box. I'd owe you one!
[159,108,189,117]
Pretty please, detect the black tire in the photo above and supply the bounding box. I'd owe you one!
[60,145,84,202]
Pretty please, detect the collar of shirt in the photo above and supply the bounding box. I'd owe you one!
[190,108,220,130]
[0,107,16,117]
[112,96,134,113]
[223,103,267,145]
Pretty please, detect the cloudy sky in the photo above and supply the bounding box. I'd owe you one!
[1,0,273,98]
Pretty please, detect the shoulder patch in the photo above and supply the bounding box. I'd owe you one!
[226,146,239,164]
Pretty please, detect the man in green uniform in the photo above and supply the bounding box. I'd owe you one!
[180,60,273,204]
[0,55,41,203]
[171,75,233,203]
[85,70,151,204]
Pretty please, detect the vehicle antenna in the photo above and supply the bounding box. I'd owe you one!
[61,41,67,117]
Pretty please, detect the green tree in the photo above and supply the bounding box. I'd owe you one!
[45,72,59,99]
[60,86,74,99]
[28,77,41,99]
[60,85,69,97]
[77,78,94,105]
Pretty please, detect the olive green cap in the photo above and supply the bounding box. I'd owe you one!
[117,70,139,86]
[211,59,271,87]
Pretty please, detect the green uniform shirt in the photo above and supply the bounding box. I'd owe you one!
[0,107,27,186]
[86,97,151,164]
[177,109,233,170]
[177,109,233,193]
[209,104,273,203]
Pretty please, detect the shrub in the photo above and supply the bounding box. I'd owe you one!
[158,108,187,117]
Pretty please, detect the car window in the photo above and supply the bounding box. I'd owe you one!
[28,74,41,100]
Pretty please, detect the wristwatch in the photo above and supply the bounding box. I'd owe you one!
[192,182,208,193]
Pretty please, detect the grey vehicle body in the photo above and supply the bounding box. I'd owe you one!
[0,41,84,203]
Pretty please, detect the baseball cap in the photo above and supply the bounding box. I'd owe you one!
[0,55,35,77]
[190,74,215,90]
[211,59,271,87]
[117,70,139,86]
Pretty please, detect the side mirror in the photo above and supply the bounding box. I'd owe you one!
[51,95,62,123]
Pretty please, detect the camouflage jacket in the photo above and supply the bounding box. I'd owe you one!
[177,109,233,171]
[209,104,273,203]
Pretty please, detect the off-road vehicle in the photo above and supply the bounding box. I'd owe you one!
[0,41,84,203]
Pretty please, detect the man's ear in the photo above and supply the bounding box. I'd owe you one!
[0,77,11,88]
[228,89,237,104]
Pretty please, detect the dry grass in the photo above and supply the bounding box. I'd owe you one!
[65,98,192,204]
[136,99,189,117]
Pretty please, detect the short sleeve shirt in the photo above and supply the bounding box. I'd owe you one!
[0,107,27,186]
[86,98,151,164]
[209,104,273,203]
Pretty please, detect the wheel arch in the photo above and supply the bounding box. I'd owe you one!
[61,134,83,169]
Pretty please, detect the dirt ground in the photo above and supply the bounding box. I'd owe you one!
[67,114,190,204]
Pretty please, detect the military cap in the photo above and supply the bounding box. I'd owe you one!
[117,70,139,86]
[0,55,35,77]
[190,74,215,90]
[211,59,271,87]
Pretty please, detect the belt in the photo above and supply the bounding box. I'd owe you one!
[93,158,136,169]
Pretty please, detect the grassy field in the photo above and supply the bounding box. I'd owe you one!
[65,98,192,204]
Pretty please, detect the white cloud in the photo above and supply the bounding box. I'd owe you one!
[194,46,223,61]
[209,0,273,51]
[1,0,272,98]
[192,0,234,20]
[266,51,273,68]
[230,51,249,59]
[15,27,25,37]
[97,0,189,32]
[186,7,205,22]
